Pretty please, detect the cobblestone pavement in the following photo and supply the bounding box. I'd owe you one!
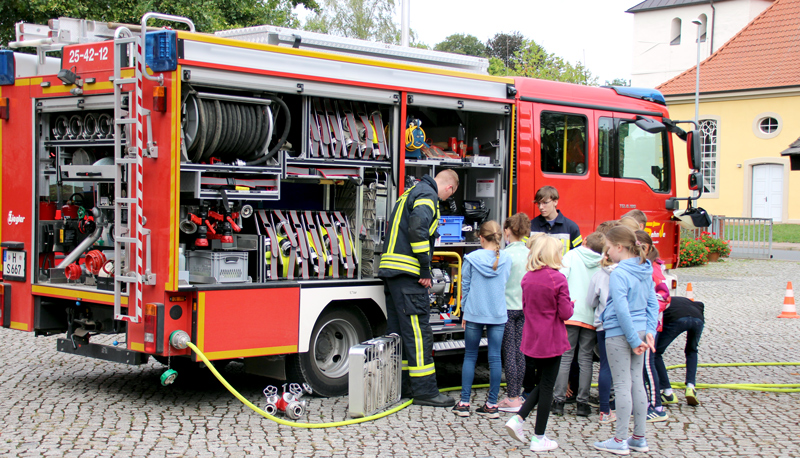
[2,259,799,457]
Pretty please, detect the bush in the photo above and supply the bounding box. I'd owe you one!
[679,237,708,267]
[696,231,732,257]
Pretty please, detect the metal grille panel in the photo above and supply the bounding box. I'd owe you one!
[348,335,401,418]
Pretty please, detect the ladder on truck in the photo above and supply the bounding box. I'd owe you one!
[110,13,195,324]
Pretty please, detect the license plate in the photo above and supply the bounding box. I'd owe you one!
[2,250,26,281]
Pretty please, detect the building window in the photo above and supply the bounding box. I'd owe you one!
[759,117,779,134]
[752,112,782,139]
[670,18,682,45]
[540,112,587,175]
[699,119,718,194]
[698,14,707,42]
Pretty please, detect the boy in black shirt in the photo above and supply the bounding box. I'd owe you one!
[653,296,705,406]
[530,186,582,254]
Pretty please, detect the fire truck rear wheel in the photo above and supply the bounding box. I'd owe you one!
[288,306,372,397]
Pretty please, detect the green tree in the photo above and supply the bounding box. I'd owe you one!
[304,0,417,45]
[485,31,527,68]
[1,0,319,47]
[488,38,598,86]
[434,33,485,57]
[604,78,630,87]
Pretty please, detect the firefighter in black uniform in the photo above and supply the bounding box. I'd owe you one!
[530,185,582,254]
[379,170,459,407]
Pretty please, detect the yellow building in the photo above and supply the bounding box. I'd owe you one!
[657,0,799,223]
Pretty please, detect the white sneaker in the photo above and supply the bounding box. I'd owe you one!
[530,435,558,452]
[505,415,526,443]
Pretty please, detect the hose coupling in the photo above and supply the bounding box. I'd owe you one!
[170,330,191,350]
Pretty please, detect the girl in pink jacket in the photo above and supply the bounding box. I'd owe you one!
[505,235,573,453]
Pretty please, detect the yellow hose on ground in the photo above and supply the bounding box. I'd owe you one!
[185,341,800,428]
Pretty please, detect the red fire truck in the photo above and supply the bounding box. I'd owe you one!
[0,13,701,396]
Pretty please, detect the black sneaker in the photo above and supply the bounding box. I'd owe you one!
[551,400,565,416]
[452,402,471,417]
[476,404,500,419]
[576,402,592,417]
[587,395,600,408]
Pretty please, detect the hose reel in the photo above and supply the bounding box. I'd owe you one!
[182,90,291,165]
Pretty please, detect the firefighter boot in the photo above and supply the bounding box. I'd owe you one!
[412,392,456,407]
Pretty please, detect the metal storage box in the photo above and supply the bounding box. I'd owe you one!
[186,251,249,284]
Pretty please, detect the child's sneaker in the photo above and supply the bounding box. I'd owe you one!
[685,386,700,406]
[661,392,678,405]
[498,397,523,413]
[530,435,558,452]
[505,415,526,443]
[599,411,617,424]
[646,406,669,423]
[452,402,470,417]
[626,436,650,452]
[594,437,630,455]
[476,403,500,419]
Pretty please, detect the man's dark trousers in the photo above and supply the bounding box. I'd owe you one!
[383,274,438,398]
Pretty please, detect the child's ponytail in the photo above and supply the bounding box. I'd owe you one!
[479,220,503,271]
[606,226,647,264]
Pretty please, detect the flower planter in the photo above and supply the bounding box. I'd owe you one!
[707,252,720,262]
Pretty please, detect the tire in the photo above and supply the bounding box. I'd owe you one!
[288,306,372,397]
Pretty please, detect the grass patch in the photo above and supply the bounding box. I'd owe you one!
[771,224,800,243]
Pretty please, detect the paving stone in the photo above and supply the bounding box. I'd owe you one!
[1,259,799,456]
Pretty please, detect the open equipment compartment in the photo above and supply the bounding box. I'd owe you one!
[176,75,399,286]
[403,94,510,248]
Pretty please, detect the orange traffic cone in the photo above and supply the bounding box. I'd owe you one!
[778,282,799,319]
[686,282,694,301]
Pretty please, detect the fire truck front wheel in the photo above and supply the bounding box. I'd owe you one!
[289,306,372,397]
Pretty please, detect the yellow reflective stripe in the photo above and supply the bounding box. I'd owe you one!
[411,241,430,253]
[409,368,435,377]
[429,207,440,236]
[377,261,421,275]
[402,360,408,370]
[381,253,420,266]
[410,315,423,368]
[572,235,583,248]
[413,198,436,213]
[386,191,411,253]
[408,364,436,377]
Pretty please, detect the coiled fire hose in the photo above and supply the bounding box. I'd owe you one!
[167,331,800,429]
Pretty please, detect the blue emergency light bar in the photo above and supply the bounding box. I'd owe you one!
[607,86,666,106]
[0,50,15,86]
[145,30,178,72]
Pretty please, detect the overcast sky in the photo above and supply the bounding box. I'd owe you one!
[296,0,638,84]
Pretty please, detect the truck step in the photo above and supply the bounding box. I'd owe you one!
[432,337,487,355]
[57,338,149,365]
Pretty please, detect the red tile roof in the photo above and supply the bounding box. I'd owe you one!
[657,0,800,95]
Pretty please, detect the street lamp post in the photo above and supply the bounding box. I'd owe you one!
[692,19,702,123]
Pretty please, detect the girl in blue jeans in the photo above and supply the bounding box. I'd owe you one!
[453,220,511,418]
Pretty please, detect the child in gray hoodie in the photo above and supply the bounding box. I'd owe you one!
[453,221,511,419]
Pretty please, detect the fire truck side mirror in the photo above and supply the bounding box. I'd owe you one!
[686,130,702,170]
[688,171,703,198]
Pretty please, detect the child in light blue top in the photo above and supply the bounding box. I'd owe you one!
[454,220,511,418]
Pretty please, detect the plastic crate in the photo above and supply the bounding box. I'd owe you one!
[187,251,249,283]
[438,216,464,243]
